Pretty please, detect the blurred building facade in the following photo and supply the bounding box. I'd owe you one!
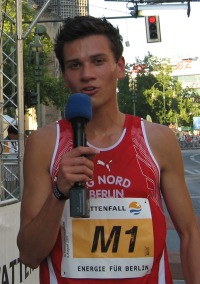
[171,57,200,94]
[32,0,89,19]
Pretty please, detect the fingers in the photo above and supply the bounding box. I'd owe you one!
[60,156,94,180]
[56,146,99,195]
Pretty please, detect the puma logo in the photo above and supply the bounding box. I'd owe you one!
[97,159,112,172]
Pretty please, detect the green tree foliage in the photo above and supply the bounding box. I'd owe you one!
[40,76,70,110]
[117,73,133,114]
[118,53,200,127]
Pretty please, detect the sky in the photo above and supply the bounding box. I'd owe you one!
[88,1,200,64]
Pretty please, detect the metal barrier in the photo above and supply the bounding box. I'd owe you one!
[179,140,200,150]
[0,141,19,206]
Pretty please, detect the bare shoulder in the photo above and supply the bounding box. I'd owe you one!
[143,120,181,169]
[143,120,176,141]
[24,123,57,171]
[26,123,56,148]
[26,123,56,143]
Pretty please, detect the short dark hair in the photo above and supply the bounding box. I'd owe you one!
[7,125,18,135]
[54,15,124,72]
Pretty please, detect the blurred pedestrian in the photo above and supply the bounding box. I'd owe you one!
[4,125,18,153]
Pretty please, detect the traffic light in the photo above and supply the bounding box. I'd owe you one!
[35,25,46,36]
[35,65,43,82]
[145,15,161,43]
[25,91,38,108]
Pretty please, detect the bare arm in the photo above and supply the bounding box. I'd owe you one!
[17,125,99,268]
[145,121,200,284]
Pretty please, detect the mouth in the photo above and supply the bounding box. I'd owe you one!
[81,86,97,95]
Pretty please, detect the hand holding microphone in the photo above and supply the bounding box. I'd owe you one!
[65,93,93,218]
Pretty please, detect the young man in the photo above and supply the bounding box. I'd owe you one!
[4,125,18,153]
[17,16,200,283]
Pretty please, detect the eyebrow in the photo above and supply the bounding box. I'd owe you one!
[64,53,108,64]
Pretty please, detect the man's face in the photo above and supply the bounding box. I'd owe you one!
[62,35,125,109]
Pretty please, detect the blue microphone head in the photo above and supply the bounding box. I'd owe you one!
[65,93,92,121]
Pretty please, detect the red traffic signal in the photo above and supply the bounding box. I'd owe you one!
[148,16,156,24]
[145,15,161,43]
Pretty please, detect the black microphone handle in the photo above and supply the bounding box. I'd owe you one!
[71,118,87,148]
[71,118,87,187]
[70,117,90,218]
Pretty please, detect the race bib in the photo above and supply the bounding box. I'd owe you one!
[61,198,154,279]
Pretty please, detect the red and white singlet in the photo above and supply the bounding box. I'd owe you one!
[40,114,172,284]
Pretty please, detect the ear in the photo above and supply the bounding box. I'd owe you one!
[117,56,125,80]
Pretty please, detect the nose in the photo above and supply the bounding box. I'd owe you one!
[80,63,95,81]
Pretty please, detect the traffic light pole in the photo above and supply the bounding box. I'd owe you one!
[30,32,45,128]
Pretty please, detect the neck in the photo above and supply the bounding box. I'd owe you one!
[86,111,125,148]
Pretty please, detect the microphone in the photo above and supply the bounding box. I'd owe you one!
[65,93,92,218]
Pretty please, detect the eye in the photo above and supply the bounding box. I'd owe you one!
[66,61,81,70]
[71,62,80,69]
[93,57,105,65]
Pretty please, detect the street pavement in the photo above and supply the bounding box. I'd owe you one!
[167,149,200,283]
[166,213,183,282]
